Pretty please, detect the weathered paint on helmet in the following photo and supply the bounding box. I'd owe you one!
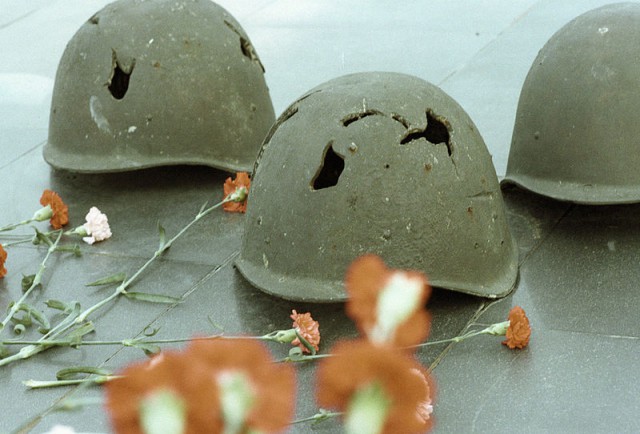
[236,72,518,302]
[504,3,640,204]
[45,0,274,173]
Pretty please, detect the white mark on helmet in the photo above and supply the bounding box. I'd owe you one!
[590,62,616,82]
[607,240,616,251]
[262,253,269,268]
[89,96,112,134]
[598,27,609,34]
[128,126,137,133]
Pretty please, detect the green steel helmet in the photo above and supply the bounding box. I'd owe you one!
[44,0,274,173]
[503,3,640,204]
[236,72,518,302]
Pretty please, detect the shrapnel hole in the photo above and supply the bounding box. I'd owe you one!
[224,20,265,72]
[312,142,345,190]
[425,111,450,147]
[108,52,135,100]
[391,113,410,128]
[400,110,452,155]
[341,109,384,127]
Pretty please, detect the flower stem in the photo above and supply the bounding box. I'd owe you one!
[0,219,36,233]
[279,353,331,363]
[0,230,63,332]
[23,375,117,389]
[0,229,61,247]
[1,236,33,247]
[290,410,343,425]
[411,321,510,348]
[0,344,47,367]
[73,198,232,325]
[0,331,295,349]
[0,198,237,368]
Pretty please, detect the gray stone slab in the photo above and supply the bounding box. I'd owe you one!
[433,325,640,433]
[441,0,640,178]
[514,202,640,337]
[0,128,46,169]
[501,187,571,263]
[0,248,217,433]
[3,1,640,433]
[0,145,243,266]
[250,0,540,115]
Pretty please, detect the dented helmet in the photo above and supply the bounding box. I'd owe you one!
[44,0,274,173]
[504,3,640,204]
[236,72,518,302]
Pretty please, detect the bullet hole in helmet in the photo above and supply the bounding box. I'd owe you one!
[108,51,135,100]
[390,113,410,128]
[224,20,265,72]
[341,109,385,127]
[89,13,100,25]
[401,110,452,155]
[279,106,299,125]
[312,142,345,190]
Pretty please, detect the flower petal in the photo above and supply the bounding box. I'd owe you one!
[316,340,435,434]
[0,243,7,278]
[502,306,531,349]
[39,189,69,229]
[345,255,431,347]
[223,172,251,213]
[290,309,321,353]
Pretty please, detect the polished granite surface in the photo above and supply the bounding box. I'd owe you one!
[1,1,639,433]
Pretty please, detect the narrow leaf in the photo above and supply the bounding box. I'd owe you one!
[34,229,54,247]
[9,308,33,328]
[133,342,161,356]
[45,299,72,312]
[66,322,96,347]
[21,304,51,334]
[55,244,82,257]
[143,326,160,337]
[13,324,26,335]
[21,274,37,292]
[12,303,53,332]
[50,302,82,331]
[124,292,182,304]
[85,272,126,287]
[157,222,167,250]
[56,366,112,381]
[294,328,317,355]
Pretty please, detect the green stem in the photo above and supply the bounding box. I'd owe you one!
[0,198,239,368]
[0,344,47,367]
[74,198,232,325]
[411,322,509,348]
[0,230,61,247]
[1,237,33,247]
[412,329,488,347]
[23,375,118,389]
[0,231,63,332]
[0,219,36,233]
[0,192,261,370]
[279,353,331,363]
[0,330,290,349]
[290,410,343,425]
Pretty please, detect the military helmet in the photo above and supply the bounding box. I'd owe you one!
[236,72,518,302]
[44,0,274,173]
[503,3,640,204]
